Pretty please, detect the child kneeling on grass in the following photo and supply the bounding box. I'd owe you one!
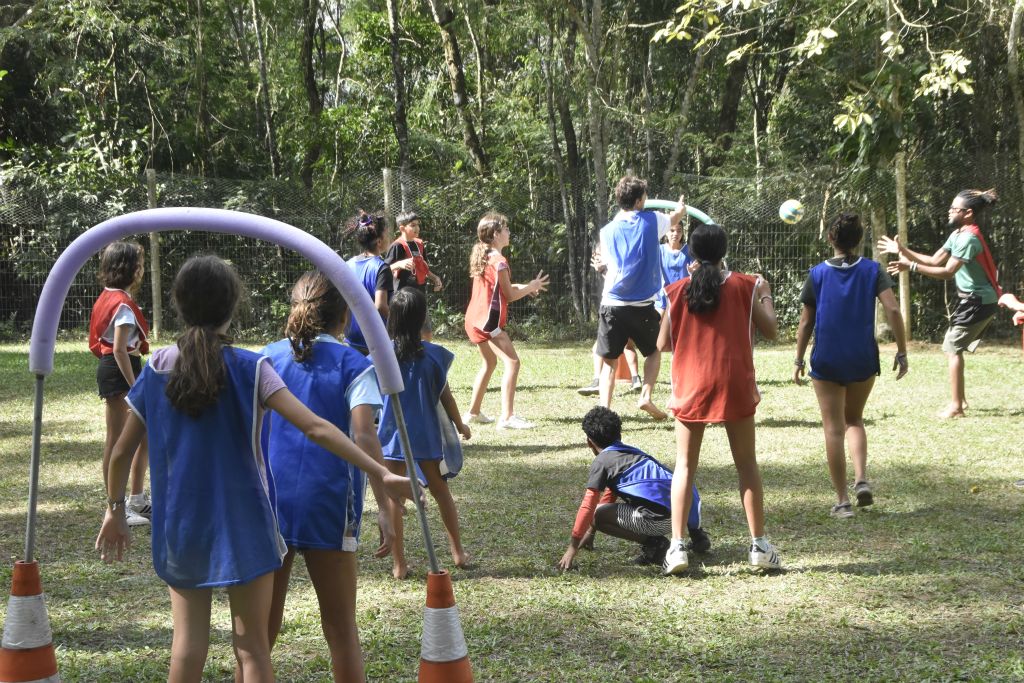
[557,406,710,571]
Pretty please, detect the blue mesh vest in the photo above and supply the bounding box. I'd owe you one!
[127,347,286,588]
[345,254,389,352]
[809,257,881,384]
[603,443,702,529]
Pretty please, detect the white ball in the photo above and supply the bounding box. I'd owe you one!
[779,199,805,224]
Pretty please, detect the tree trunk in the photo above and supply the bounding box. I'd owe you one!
[194,0,210,174]
[250,0,281,178]
[425,0,489,175]
[1009,0,1024,194]
[299,0,322,190]
[870,202,891,340]
[386,0,411,203]
[716,50,749,153]
[570,0,608,228]
[462,0,485,140]
[661,44,705,191]
[895,151,911,340]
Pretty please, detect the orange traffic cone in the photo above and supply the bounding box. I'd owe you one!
[0,562,59,683]
[418,570,472,683]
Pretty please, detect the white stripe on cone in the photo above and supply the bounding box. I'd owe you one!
[420,606,468,662]
[1,596,52,650]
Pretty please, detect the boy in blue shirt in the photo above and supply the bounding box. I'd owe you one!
[557,406,710,572]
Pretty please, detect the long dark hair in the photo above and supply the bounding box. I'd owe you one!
[165,255,242,417]
[686,223,728,313]
[285,271,348,363]
[98,241,144,291]
[387,288,426,361]
[828,212,863,256]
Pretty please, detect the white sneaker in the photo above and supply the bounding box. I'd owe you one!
[463,412,494,425]
[749,540,781,570]
[127,493,152,520]
[126,509,151,527]
[496,415,535,430]
[662,540,689,575]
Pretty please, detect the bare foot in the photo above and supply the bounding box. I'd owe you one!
[450,549,471,569]
[392,563,410,580]
[638,399,668,421]
[937,405,965,419]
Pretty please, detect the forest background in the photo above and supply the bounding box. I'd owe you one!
[1,0,1023,343]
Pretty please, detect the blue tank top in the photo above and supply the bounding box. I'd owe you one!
[261,336,375,549]
[378,342,456,465]
[600,211,663,303]
[603,443,701,529]
[657,244,693,311]
[126,347,286,588]
[345,254,389,352]
[809,257,881,384]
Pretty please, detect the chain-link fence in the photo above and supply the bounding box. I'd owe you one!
[2,164,1022,344]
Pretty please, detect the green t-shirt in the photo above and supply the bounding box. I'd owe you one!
[942,230,997,304]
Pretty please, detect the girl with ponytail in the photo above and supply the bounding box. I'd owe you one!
[97,255,411,682]
[258,270,397,681]
[656,223,782,575]
[795,212,908,519]
[345,210,392,355]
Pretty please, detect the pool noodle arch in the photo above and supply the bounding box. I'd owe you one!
[644,198,714,224]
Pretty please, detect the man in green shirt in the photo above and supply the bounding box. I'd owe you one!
[877,189,1000,418]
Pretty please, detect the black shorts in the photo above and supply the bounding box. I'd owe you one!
[595,304,661,359]
[96,354,142,399]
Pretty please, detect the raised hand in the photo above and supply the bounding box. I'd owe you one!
[876,234,901,255]
[531,270,550,296]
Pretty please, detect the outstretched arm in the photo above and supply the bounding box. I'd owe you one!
[877,235,949,267]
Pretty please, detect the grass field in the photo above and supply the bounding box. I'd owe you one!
[0,339,1022,682]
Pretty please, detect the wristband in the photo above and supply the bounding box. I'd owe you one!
[794,359,806,369]
[909,262,918,273]
[107,497,126,512]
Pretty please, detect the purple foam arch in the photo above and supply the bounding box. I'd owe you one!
[28,207,404,393]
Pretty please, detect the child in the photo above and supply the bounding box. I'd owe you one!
[95,255,411,682]
[378,288,471,578]
[656,215,694,315]
[345,211,393,355]
[656,223,781,574]
[794,213,908,518]
[88,241,151,527]
[260,270,395,682]
[463,212,549,429]
[557,406,710,572]
[385,211,442,339]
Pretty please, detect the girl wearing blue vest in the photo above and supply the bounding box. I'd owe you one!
[96,255,411,683]
[794,213,908,518]
[259,270,395,682]
[378,287,471,579]
[345,211,392,355]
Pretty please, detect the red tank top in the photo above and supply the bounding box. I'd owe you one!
[88,289,150,358]
[464,251,508,336]
[666,272,759,423]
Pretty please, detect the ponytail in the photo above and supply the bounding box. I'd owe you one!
[166,326,228,417]
[165,255,242,417]
[469,212,507,277]
[387,288,426,361]
[284,271,348,363]
[686,224,728,314]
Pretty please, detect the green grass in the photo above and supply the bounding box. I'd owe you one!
[1,339,1023,681]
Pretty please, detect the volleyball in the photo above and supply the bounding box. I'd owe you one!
[779,199,805,224]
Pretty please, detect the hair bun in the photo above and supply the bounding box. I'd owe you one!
[982,189,998,206]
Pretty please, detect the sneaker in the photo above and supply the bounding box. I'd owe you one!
[463,412,494,425]
[749,540,782,570]
[1015,479,1024,489]
[627,375,643,393]
[662,540,689,575]
[125,508,150,527]
[127,493,152,520]
[853,481,874,507]
[633,536,670,565]
[830,502,854,519]
[686,527,712,554]
[497,415,535,430]
[576,378,600,397]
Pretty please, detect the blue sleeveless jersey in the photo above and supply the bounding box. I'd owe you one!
[603,443,701,529]
[261,336,375,550]
[126,347,286,588]
[378,342,461,476]
[657,244,693,311]
[809,257,881,384]
[345,254,389,352]
[600,211,663,303]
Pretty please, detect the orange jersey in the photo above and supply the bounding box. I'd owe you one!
[665,272,759,423]
[464,251,508,344]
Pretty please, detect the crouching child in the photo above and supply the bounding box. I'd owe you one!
[557,406,710,571]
